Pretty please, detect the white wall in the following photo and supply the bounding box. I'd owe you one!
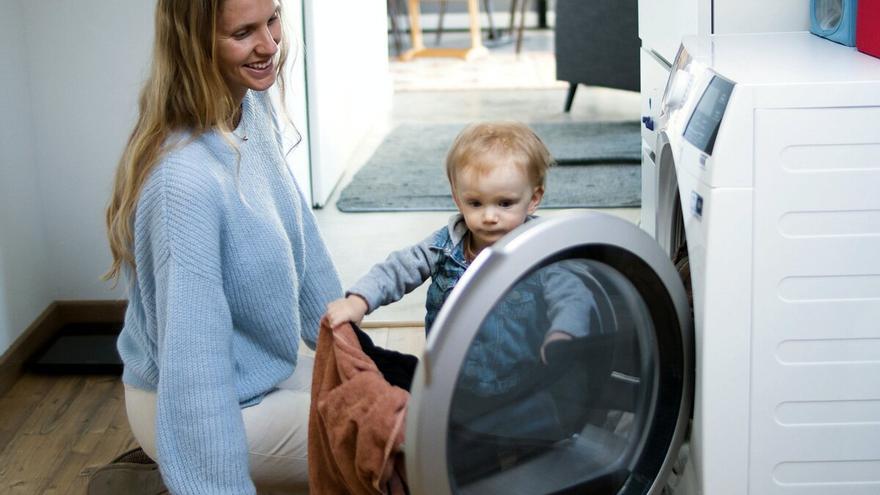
[0,0,53,353]
[0,0,152,354]
[19,1,154,305]
[714,0,808,35]
[279,0,313,205]
[304,0,393,206]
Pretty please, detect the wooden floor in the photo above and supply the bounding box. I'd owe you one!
[0,326,425,494]
[0,373,137,494]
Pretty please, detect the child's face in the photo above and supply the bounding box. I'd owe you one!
[452,162,543,253]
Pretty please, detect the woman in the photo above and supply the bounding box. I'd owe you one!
[104,0,341,493]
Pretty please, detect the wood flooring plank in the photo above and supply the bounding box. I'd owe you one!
[40,376,122,494]
[1,376,99,493]
[69,377,122,454]
[20,376,86,436]
[73,390,140,495]
[0,374,55,458]
[0,374,137,495]
[0,376,86,492]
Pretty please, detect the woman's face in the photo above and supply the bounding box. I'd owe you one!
[215,0,282,104]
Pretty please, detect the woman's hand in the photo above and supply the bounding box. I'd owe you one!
[322,294,369,328]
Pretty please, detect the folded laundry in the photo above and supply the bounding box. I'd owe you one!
[308,321,413,495]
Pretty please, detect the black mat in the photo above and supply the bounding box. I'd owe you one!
[29,322,123,374]
[336,122,641,212]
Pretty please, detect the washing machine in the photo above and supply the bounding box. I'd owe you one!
[404,211,694,494]
[397,32,880,495]
[641,32,880,494]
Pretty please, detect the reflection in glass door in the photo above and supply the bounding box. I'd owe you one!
[446,258,658,494]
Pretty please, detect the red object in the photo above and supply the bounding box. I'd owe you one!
[857,0,880,58]
[308,321,409,495]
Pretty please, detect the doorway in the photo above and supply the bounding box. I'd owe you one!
[312,1,641,324]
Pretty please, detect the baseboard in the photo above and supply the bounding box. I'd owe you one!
[0,300,127,395]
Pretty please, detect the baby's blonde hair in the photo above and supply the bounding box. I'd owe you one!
[445,121,554,190]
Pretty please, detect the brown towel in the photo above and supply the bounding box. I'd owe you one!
[308,321,409,494]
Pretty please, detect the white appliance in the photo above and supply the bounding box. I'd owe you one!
[397,32,880,495]
[638,0,808,236]
[643,32,880,494]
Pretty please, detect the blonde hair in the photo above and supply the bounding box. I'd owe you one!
[104,0,290,282]
[445,121,554,191]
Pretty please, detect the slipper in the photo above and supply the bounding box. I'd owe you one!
[87,447,168,495]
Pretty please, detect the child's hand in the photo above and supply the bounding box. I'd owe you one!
[322,295,369,328]
[540,330,574,365]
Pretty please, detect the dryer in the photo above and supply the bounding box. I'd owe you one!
[642,32,880,494]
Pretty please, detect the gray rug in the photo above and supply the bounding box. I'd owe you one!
[336,122,641,212]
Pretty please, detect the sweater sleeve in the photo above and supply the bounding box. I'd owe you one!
[346,233,438,315]
[294,186,343,350]
[540,262,598,339]
[148,166,255,495]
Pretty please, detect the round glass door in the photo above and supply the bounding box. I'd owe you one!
[406,212,692,495]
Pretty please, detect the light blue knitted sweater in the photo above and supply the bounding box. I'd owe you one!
[117,90,341,494]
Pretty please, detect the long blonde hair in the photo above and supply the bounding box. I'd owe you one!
[105,0,289,282]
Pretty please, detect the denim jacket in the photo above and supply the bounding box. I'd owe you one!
[348,214,596,396]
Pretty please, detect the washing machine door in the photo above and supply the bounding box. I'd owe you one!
[405,212,692,495]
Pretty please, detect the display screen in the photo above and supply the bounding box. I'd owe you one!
[683,75,735,155]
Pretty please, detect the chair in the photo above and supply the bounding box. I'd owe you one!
[436,0,531,54]
[554,0,640,112]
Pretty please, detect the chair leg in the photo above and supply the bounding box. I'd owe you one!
[436,0,447,45]
[508,0,518,36]
[516,0,528,54]
[387,0,403,56]
[537,0,548,28]
[564,82,578,112]
[483,0,497,40]
[399,0,410,36]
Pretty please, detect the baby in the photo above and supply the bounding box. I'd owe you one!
[323,121,592,370]
[323,121,599,479]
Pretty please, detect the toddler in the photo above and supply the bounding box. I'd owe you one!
[323,121,600,481]
[323,121,594,379]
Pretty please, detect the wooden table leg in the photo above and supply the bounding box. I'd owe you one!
[468,0,482,50]
[406,0,424,53]
[400,0,488,61]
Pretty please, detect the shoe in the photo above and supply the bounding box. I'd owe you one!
[87,447,168,495]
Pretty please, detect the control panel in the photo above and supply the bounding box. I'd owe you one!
[683,75,735,155]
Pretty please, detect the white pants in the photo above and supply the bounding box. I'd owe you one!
[125,355,315,495]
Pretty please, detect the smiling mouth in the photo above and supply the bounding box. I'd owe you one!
[245,60,273,71]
